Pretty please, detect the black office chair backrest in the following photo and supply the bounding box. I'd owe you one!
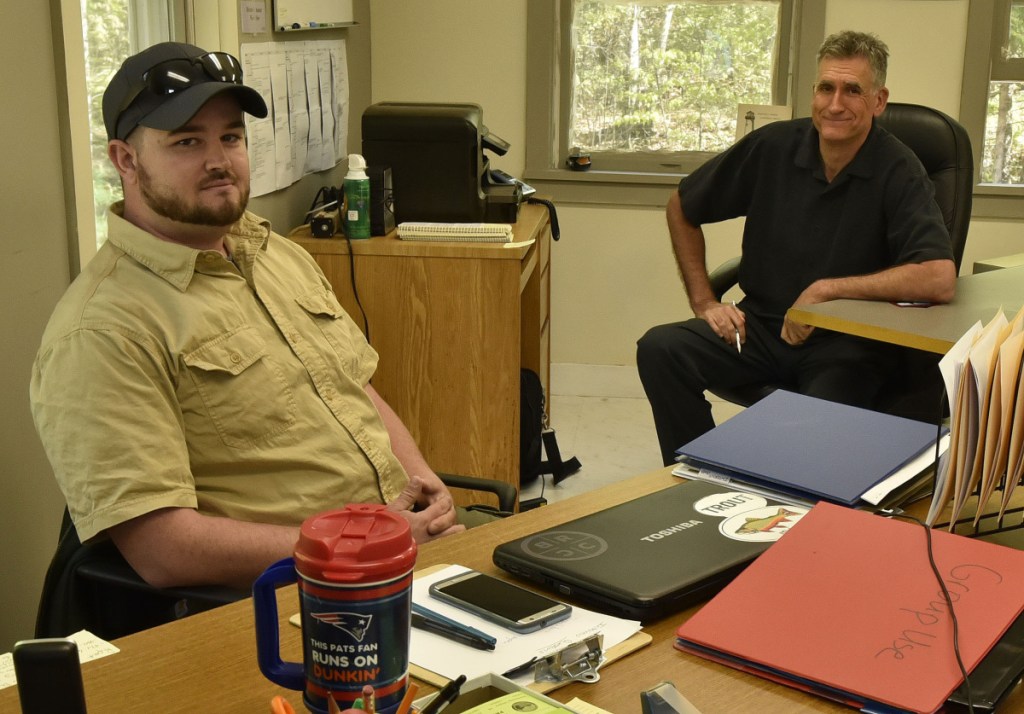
[35,508,247,640]
[874,102,974,270]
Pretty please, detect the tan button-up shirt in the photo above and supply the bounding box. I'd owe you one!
[31,205,407,541]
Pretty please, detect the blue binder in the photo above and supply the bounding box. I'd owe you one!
[675,390,945,507]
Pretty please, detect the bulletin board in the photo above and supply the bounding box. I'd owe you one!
[274,0,354,31]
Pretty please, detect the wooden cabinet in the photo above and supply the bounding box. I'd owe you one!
[290,204,552,507]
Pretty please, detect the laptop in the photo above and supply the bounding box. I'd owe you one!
[493,479,808,622]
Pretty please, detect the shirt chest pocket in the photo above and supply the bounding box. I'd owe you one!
[182,326,297,448]
[295,289,367,379]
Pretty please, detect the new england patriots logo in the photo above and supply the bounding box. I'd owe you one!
[310,612,373,642]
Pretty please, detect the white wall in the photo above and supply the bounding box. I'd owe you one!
[371,0,1024,394]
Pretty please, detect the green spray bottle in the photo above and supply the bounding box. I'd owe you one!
[343,154,371,239]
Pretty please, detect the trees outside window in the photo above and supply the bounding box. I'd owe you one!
[570,1,782,162]
[982,0,1024,185]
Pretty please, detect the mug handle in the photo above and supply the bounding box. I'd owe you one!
[253,557,305,691]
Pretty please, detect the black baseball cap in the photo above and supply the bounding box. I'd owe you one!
[102,42,268,141]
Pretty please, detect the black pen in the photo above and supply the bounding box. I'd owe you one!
[411,613,495,651]
[419,673,466,714]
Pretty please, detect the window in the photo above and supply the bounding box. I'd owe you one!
[961,0,1024,218]
[980,0,1024,185]
[54,0,184,272]
[525,0,823,206]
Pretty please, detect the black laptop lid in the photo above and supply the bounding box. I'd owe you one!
[493,479,807,622]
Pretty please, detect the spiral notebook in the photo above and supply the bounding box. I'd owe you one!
[397,222,515,243]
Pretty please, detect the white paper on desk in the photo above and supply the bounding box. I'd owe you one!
[860,433,950,506]
[0,630,119,690]
[926,320,983,526]
[950,312,1008,524]
[411,565,641,684]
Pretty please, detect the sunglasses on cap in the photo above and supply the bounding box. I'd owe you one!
[115,51,245,119]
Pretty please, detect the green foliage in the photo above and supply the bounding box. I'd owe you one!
[982,3,1024,184]
[83,0,131,245]
[570,1,779,154]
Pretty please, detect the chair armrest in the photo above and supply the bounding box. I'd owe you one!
[438,473,517,513]
[708,256,741,302]
[75,539,247,605]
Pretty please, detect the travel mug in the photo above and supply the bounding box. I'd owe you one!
[254,504,417,714]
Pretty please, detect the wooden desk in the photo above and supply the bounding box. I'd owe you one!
[290,205,552,508]
[786,265,1024,354]
[7,468,1019,713]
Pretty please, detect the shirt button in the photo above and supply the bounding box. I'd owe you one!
[230,353,242,364]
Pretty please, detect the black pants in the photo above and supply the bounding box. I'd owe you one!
[636,311,900,466]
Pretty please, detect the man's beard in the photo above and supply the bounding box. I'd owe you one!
[138,165,249,227]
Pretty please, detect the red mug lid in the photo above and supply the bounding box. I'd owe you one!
[294,504,417,583]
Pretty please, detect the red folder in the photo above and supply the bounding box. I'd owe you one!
[675,502,1024,713]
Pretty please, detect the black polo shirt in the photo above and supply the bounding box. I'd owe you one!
[678,117,953,327]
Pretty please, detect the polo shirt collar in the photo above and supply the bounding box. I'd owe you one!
[106,202,271,292]
[793,121,882,184]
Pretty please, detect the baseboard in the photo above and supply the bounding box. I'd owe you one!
[550,363,646,399]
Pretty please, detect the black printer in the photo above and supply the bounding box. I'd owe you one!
[361,102,521,224]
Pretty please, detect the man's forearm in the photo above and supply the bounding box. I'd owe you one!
[108,507,300,590]
[667,192,717,313]
[808,259,956,305]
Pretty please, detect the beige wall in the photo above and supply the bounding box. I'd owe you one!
[0,2,73,649]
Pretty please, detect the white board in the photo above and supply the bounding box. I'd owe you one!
[274,0,354,31]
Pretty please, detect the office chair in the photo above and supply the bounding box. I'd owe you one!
[706,102,974,422]
[35,473,517,640]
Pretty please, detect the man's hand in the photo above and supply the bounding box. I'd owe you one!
[695,300,745,351]
[782,282,828,345]
[387,475,465,543]
[412,470,461,535]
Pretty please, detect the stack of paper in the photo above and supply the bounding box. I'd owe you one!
[676,502,1024,713]
[397,222,515,243]
[926,306,1024,527]
[675,390,947,508]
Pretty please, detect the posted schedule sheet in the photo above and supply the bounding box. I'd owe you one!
[241,40,349,197]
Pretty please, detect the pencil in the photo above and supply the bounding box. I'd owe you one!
[396,682,420,714]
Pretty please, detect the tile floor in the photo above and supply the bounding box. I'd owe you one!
[519,394,744,505]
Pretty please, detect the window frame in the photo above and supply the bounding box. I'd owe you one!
[50,0,188,275]
[524,0,824,207]
[960,0,1024,219]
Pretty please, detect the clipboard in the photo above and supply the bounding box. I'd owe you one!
[287,564,651,694]
[409,565,652,694]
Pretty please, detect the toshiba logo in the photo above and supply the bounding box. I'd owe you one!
[640,520,702,542]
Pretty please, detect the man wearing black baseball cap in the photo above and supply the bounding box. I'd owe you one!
[102,42,268,142]
[31,42,470,594]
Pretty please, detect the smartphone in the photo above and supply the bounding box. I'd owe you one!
[12,639,88,714]
[429,570,572,633]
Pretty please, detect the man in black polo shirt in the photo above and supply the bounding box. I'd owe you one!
[637,30,956,466]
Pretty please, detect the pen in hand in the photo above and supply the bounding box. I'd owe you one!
[731,300,742,354]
